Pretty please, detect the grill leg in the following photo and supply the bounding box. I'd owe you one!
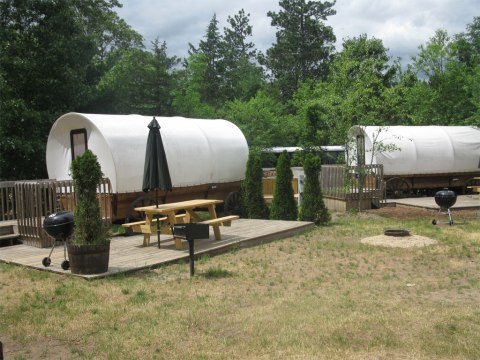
[63,239,67,260]
[47,240,57,259]
[447,208,454,225]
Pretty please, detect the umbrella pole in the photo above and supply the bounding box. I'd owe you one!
[156,188,161,248]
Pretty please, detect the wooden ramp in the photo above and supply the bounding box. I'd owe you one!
[0,219,314,279]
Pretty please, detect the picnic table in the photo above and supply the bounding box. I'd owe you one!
[122,199,238,249]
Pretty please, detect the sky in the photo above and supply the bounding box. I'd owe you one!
[116,0,478,65]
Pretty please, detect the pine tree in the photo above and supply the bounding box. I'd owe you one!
[223,9,264,101]
[299,154,330,225]
[241,151,269,219]
[188,14,224,106]
[266,0,336,100]
[270,151,297,220]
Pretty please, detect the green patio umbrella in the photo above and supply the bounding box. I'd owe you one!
[142,117,172,248]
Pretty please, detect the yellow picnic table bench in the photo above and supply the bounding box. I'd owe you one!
[122,199,239,249]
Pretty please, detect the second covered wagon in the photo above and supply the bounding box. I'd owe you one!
[347,125,480,195]
[46,113,249,221]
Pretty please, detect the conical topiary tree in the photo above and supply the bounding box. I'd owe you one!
[299,154,330,225]
[241,151,269,219]
[270,151,297,220]
[70,150,107,246]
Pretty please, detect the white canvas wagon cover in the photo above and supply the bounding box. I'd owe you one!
[46,113,249,193]
[347,125,480,176]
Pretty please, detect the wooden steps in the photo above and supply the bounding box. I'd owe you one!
[0,222,20,247]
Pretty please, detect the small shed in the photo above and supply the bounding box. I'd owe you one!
[46,113,248,219]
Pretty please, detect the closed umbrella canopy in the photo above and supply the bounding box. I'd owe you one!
[142,117,172,194]
[142,117,172,249]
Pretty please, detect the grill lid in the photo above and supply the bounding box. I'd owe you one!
[434,189,457,209]
[43,211,74,240]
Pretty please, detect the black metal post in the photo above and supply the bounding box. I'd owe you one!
[187,237,195,277]
[156,189,161,248]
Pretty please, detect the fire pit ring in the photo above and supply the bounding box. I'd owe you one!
[383,228,410,237]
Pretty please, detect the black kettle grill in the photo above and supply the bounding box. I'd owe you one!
[432,189,457,226]
[42,211,74,270]
[173,223,209,277]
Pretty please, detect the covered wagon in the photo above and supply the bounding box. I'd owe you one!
[46,113,248,221]
[347,125,480,196]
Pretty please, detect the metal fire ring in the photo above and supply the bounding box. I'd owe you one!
[383,228,410,237]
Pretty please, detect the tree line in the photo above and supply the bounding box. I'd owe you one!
[1,0,479,180]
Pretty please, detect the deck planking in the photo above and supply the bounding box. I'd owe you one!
[0,219,314,279]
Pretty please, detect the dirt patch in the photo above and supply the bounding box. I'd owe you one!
[359,205,478,248]
[361,234,438,248]
[1,338,79,360]
[366,205,479,221]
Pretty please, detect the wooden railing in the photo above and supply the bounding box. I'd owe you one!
[321,165,384,206]
[0,178,112,247]
[0,181,16,221]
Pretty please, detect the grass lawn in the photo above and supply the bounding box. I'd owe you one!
[1,207,480,359]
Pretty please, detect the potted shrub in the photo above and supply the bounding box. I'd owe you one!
[67,149,110,275]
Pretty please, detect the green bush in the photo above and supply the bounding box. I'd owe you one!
[299,154,330,225]
[270,151,297,220]
[241,151,269,219]
[70,150,107,245]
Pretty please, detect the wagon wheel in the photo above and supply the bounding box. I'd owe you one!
[385,177,410,199]
[124,195,157,236]
[224,191,242,216]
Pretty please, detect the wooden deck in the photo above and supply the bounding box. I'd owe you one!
[386,194,480,210]
[0,219,314,279]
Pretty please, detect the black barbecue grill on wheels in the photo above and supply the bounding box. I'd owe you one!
[432,189,457,226]
[42,211,74,270]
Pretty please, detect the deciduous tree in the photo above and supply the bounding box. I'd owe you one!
[408,29,476,125]
[95,40,180,115]
[0,0,142,180]
[292,35,402,145]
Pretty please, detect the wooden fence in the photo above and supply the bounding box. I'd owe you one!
[321,165,384,209]
[262,178,299,203]
[0,179,112,247]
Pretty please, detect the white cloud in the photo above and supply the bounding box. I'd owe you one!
[117,0,478,63]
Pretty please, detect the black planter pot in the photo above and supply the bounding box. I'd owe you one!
[67,241,110,275]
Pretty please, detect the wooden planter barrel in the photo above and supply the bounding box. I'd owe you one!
[67,241,110,275]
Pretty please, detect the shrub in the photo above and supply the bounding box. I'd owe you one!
[270,151,297,220]
[70,150,107,245]
[299,154,330,225]
[241,151,269,219]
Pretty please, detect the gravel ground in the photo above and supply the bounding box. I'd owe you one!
[360,234,438,248]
